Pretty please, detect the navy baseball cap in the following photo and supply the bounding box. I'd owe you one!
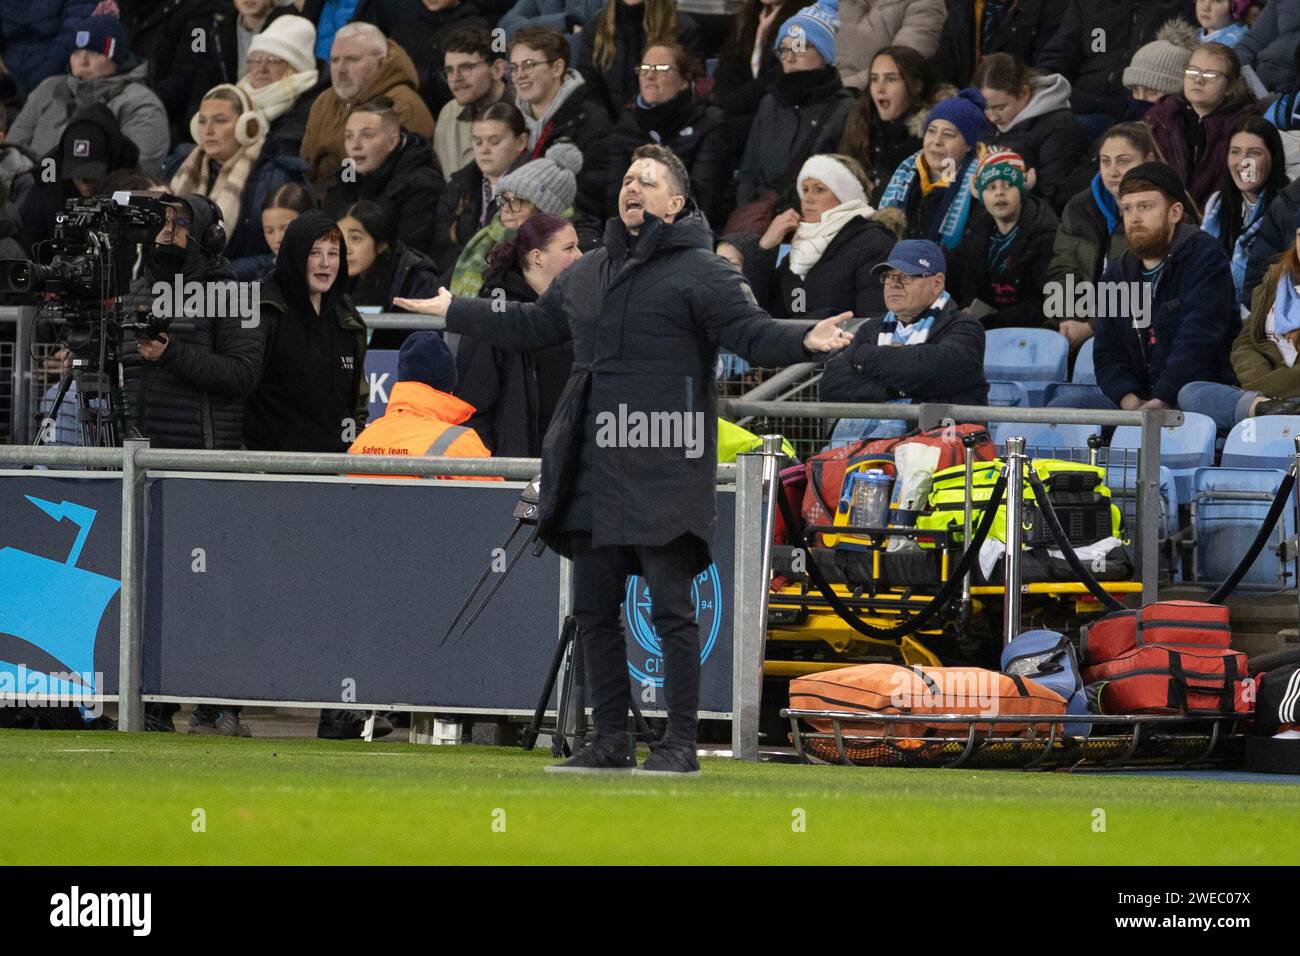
[871,240,946,277]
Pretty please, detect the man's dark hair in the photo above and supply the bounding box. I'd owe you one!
[352,96,402,132]
[631,143,689,201]
[509,26,570,71]
[444,26,504,63]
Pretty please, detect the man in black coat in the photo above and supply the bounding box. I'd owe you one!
[128,193,263,451]
[322,97,444,255]
[821,240,990,407]
[396,143,852,774]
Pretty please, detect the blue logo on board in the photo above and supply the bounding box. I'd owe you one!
[0,497,120,697]
[624,563,722,687]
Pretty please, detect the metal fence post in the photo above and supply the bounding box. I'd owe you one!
[1137,410,1163,604]
[731,449,767,761]
[1002,437,1026,646]
[117,439,148,732]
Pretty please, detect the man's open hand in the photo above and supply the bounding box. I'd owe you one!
[393,287,453,318]
[803,312,855,352]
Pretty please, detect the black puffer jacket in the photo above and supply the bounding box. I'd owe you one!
[737,66,856,206]
[244,211,369,452]
[821,298,989,406]
[575,1,703,117]
[605,90,731,228]
[444,205,814,569]
[957,192,1059,328]
[457,264,574,457]
[323,132,444,256]
[126,195,263,449]
[1034,0,1194,120]
[743,210,898,320]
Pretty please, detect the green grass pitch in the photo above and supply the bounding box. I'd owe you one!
[2,730,1298,865]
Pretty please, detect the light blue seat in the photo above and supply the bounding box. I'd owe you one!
[983,328,1069,405]
[828,417,908,448]
[1109,411,1216,504]
[990,421,1101,462]
[987,380,1030,408]
[1192,465,1295,587]
[1042,382,1107,407]
[1072,337,1096,384]
[1221,415,1300,469]
[1105,461,1180,538]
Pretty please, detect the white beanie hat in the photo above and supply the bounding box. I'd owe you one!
[248,15,317,76]
[797,154,866,206]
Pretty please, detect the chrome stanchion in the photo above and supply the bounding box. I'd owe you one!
[1002,436,1026,646]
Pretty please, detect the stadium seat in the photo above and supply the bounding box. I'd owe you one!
[983,328,1068,405]
[991,421,1101,461]
[1072,338,1097,384]
[828,417,908,447]
[1192,465,1295,588]
[1220,415,1300,469]
[987,380,1030,407]
[1042,382,1107,407]
[1105,461,1180,539]
[1109,411,1216,504]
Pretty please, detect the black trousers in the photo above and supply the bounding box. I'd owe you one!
[569,533,701,748]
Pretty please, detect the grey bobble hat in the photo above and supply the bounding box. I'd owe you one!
[495,142,583,216]
[1123,19,1198,95]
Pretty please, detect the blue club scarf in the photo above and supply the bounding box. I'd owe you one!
[878,291,952,346]
[880,151,979,252]
[1203,189,1269,304]
[1274,272,1300,337]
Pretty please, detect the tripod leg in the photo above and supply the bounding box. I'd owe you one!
[453,527,539,642]
[553,634,579,758]
[441,523,523,644]
[629,693,658,750]
[522,615,576,751]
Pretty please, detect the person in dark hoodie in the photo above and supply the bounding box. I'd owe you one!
[972,52,1089,214]
[604,41,729,226]
[244,209,369,454]
[1070,162,1239,411]
[735,0,854,210]
[1143,41,1259,211]
[957,148,1059,328]
[576,0,702,117]
[394,143,853,774]
[322,96,444,255]
[128,194,262,735]
[17,104,144,253]
[339,200,441,349]
[456,211,581,456]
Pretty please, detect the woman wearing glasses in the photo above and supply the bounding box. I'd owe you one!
[605,42,728,226]
[235,16,327,166]
[577,0,702,117]
[433,101,532,275]
[1144,42,1260,209]
[735,0,854,210]
[447,142,584,299]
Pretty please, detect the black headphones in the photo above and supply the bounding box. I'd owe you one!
[192,195,228,256]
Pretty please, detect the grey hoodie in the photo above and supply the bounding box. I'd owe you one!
[998,73,1074,133]
[7,61,169,177]
[517,69,587,149]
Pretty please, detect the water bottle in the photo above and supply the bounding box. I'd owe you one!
[849,469,893,530]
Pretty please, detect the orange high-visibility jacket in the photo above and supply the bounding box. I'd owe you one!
[348,382,500,480]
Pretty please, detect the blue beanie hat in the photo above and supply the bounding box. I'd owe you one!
[72,15,131,68]
[774,0,839,66]
[398,332,458,393]
[925,88,990,153]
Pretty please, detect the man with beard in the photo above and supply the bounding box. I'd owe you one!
[1090,162,1239,411]
[395,144,852,774]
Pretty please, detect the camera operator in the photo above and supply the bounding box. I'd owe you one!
[127,194,263,452]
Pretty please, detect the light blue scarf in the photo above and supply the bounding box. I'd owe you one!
[880,151,977,251]
[878,291,952,346]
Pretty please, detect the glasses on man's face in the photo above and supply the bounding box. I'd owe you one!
[499,193,532,212]
[246,54,285,72]
[1185,66,1225,82]
[879,271,932,288]
[637,63,676,75]
[508,58,553,77]
[444,60,487,79]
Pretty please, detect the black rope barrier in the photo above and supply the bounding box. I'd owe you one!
[1026,470,1128,612]
[1207,469,1297,604]
[774,472,1007,642]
